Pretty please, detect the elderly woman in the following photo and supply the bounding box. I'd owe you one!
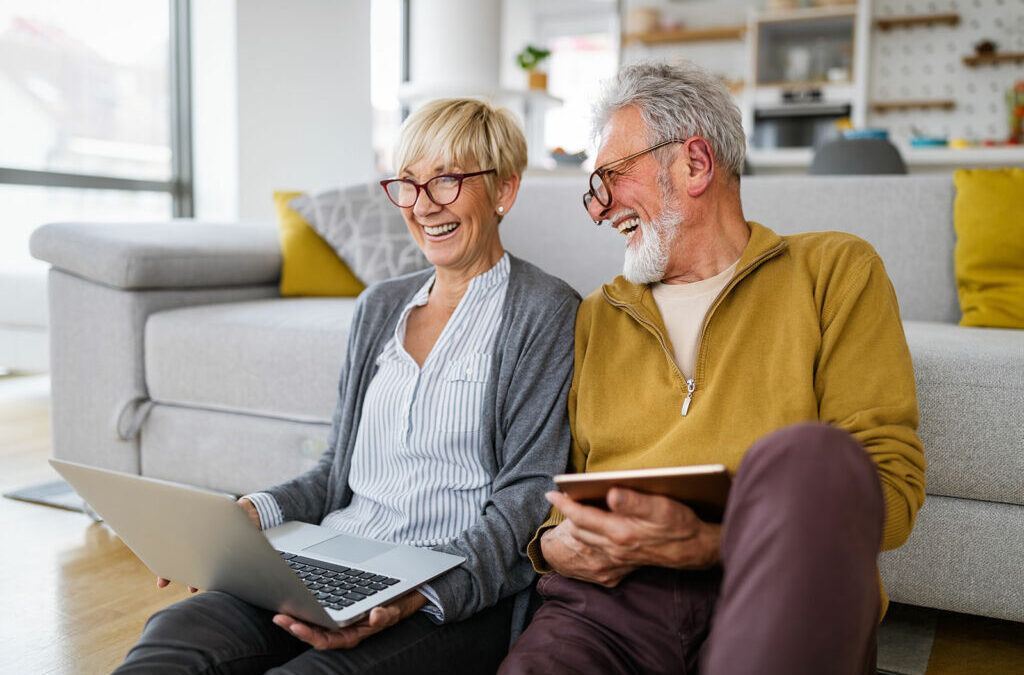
[116,99,579,674]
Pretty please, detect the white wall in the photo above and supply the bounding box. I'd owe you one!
[192,0,374,222]
[191,0,238,222]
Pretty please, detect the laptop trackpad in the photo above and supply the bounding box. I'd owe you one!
[303,534,395,564]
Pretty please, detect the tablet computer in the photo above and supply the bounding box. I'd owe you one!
[553,464,731,522]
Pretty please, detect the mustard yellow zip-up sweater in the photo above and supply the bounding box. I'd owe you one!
[528,222,926,610]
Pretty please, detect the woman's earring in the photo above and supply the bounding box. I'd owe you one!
[497,205,505,214]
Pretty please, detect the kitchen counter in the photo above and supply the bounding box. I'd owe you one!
[747,146,1024,174]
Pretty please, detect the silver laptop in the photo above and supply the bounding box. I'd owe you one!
[50,459,464,629]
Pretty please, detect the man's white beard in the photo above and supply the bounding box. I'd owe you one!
[623,204,681,284]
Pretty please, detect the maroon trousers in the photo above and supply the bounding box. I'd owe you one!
[500,423,885,675]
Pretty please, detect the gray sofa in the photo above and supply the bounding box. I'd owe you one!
[31,174,1024,624]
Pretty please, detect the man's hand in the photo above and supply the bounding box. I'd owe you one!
[543,487,721,584]
[273,591,428,650]
[156,498,262,592]
[540,520,639,587]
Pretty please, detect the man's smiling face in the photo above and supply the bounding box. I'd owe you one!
[588,107,684,284]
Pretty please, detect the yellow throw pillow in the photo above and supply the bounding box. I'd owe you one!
[953,168,1024,329]
[274,191,365,297]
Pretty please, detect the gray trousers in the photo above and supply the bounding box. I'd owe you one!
[114,589,514,674]
[500,423,886,675]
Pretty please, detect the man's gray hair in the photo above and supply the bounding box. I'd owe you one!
[593,61,746,178]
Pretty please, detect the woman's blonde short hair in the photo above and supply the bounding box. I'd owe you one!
[392,98,528,202]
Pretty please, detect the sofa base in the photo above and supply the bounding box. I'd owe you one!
[879,495,1024,623]
[140,404,330,496]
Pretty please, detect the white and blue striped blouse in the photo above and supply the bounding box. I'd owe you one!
[248,253,510,617]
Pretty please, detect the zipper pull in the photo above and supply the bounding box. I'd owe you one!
[681,378,696,416]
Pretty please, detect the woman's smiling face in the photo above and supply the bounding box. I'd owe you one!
[399,157,506,277]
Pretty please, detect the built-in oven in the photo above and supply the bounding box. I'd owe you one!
[751,90,850,149]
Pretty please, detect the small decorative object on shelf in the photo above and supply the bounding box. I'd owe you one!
[624,7,661,34]
[550,148,587,167]
[843,128,889,140]
[516,45,551,92]
[975,39,997,56]
[909,135,948,147]
[1009,80,1024,144]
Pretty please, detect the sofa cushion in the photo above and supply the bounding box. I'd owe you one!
[274,190,365,297]
[904,320,1024,506]
[294,183,430,287]
[30,222,281,290]
[741,175,959,324]
[145,298,357,422]
[953,168,1024,329]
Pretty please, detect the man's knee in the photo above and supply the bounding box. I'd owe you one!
[736,423,883,517]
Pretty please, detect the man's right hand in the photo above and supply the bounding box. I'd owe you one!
[156,498,262,593]
[540,520,639,587]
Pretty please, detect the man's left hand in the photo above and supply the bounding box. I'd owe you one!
[546,487,722,570]
[272,591,427,650]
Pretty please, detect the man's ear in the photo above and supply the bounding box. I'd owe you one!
[678,137,715,198]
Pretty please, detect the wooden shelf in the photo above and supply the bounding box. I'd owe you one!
[623,25,746,46]
[874,13,960,30]
[758,5,856,24]
[871,99,957,113]
[963,52,1024,67]
[756,79,853,88]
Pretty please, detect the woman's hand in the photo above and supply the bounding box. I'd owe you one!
[156,577,198,593]
[237,497,261,529]
[156,498,262,592]
[273,591,428,650]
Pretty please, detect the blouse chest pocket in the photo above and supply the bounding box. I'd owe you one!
[439,353,491,433]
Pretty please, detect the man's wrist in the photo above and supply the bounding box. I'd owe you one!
[539,526,569,576]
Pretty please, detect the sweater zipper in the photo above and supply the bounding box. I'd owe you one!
[602,295,694,415]
[603,241,786,417]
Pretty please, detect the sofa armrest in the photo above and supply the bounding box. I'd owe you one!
[30,221,281,290]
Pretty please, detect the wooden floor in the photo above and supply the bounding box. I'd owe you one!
[0,375,188,674]
[1,374,1021,674]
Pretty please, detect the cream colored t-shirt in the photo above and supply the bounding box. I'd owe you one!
[651,260,739,378]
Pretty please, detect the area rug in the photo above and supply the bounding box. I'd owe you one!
[4,479,86,513]
[877,603,938,675]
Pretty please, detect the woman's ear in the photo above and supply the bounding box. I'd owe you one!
[495,173,521,215]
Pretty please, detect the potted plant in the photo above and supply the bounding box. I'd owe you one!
[516,44,551,91]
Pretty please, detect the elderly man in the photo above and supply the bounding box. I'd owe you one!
[499,62,926,674]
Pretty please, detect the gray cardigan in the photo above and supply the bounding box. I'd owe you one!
[265,254,580,626]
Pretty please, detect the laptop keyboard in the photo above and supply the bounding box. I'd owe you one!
[278,551,400,611]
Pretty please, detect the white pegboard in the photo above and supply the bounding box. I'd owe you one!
[868,0,1024,142]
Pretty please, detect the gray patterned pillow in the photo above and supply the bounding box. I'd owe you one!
[290,183,429,286]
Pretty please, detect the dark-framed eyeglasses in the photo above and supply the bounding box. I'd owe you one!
[582,138,689,216]
[380,169,496,208]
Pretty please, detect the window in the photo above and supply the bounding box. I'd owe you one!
[0,0,191,269]
[533,1,619,165]
[544,32,618,160]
